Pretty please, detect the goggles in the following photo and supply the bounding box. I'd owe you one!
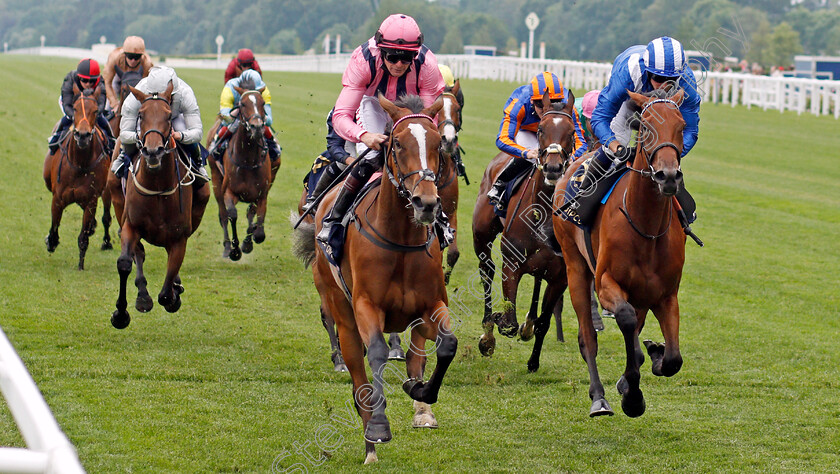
[382,49,416,65]
[125,52,142,61]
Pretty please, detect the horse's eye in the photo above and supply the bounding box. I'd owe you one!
[393,139,401,151]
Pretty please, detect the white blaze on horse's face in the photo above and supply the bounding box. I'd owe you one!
[442,97,456,142]
[248,94,257,106]
[407,123,429,170]
[552,117,563,127]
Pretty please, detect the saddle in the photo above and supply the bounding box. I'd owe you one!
[493,162,535,218]
[558,157,629,229]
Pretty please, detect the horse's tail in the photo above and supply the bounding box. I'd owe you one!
[289,211,316,268]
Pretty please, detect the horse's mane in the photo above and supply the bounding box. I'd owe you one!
[82,88,95,97]
[239,76,256,91]
[642,87,681,100]
[394,95,424,113]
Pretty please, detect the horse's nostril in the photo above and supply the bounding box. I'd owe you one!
[654,170,667,182]
[411,196,423,209]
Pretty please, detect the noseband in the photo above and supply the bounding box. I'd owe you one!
[385,113,440,199]
[137,94,175,155]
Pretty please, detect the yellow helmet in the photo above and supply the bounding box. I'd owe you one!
[438,64,455,88]
[123,36,146,54]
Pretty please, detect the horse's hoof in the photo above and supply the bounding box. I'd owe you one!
[241,236,253,254]
[229,246,242,261]
[412,401,438,428]
[364,450,378,465]
[135,293,153,313]
[101,241,113,251]
[222,242,231,259]
[478,334,495,357]
[443,268,452,286]
[333,362,348,372]
[589,398,614,417]
[45,234,58,253]
[254,227,266,244]
[592,311,605,332]
[388,346,406,361]
[527,358,539,373]
[163,296,181,313]
[364,415,392,444]
[616,375,629,395]
[519,321,535,341]
[111,310,130,329]
[403,378,424,401]
[174,282,185,295]
[621,389,646,418]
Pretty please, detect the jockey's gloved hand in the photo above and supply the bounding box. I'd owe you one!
[606,144,630,165]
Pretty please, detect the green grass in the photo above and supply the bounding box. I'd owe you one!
[1,55,839,472]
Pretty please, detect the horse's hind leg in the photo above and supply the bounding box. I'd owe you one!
[647,294,682,377]
[320,305,346,372]
[134,242,153,313]
[100,188,113,250]
[77,199,98,270]
[112,225,139,329]
[46,195,64,253]
[405,328,437,429]
[387,332,405,361]
[527,281,564,372]
[241,204,256,254]
[495,265,522,338]
[474,233,498,356]
[443,209,459,285]
[402,302,458,406]
[519,277,543,341]
[159,240,187,313]
[249,197,269,246]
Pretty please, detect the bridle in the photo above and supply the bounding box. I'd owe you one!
[384,113,441,200]
[228,90,267,169]
[537,110,574,174]
[237,90,266,136]
[629,98,683,182]
[136,93,176,157]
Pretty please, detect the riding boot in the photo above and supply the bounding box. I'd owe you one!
[48,116,73,153]
[112,143,139,179]
[304,161,342,213]
[184,142,210,183]
[487,157,532,207]
[577,146,614,195]
[208,123,234,159]
[315,173,366,246]
[265,126,282,163]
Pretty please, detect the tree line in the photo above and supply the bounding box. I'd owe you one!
[3,0,838,70]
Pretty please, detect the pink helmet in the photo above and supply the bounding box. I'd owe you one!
[581,90,601,119]
[375,14,423,52]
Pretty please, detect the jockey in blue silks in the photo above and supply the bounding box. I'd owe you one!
[583,36,701,199]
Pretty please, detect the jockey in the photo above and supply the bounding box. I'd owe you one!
[582,36,701,196]
[102,36,154,110]
[574,89,601,148]
[487,72,587,207]
[316,13,445,247]
[207,69,282,162]
[302,107,352,210]
[47,58,115,155]
[224,49,263,83]
[113,66,209,183]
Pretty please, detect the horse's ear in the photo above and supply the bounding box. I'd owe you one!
[565,89,576,108]
[129,85,146,102]
[451,79,460,96]
[73,82,80,96]
[423,95,444,118]
[161,81,174,101]
[669,88,685,106]
[257,86,266,94]
[234,86,245,95]
[541,93,552,111]
[378,94,402,121]
[627,90,648,109]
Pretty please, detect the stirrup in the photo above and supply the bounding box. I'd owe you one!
[192,165,210,183]
[487,183,504,206]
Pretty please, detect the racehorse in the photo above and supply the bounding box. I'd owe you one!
[552,89,689,417]
[43,85,112,269]
[472,93,593,371]
[293,94,455,464]
[111,82,210,329]
[207,82,279,260]
[436,80,463,284]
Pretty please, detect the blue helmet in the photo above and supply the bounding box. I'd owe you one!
[643,36,686,78]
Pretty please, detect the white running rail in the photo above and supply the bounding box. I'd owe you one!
[0,327,84,474]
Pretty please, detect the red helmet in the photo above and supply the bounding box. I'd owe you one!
[375,14,423,52]
[76,58,101,87]
[237,48,255,65]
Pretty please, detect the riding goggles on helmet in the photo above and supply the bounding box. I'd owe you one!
[125,52,142,61]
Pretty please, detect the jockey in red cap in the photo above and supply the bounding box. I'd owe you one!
[48,58,115,155]
[224,48,263,83]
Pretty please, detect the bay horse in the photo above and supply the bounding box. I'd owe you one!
[472,93,599,372]
[207,82,279,260]
[111,82,210,329]
[552,89,689,417]
[436,80,463,284]
[43,85,112,269]
[293,94,455,464]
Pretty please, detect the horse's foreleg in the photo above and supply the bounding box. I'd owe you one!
[217,196,231,258]
[252,198,268,244]
[496,266,521,338]
[224,192,241,261]
[402,302,457,406]
[112,224,138,329]
[443,206,459,285]
[527,281,563,373]
[241,203,256,254]
[133,241,152,313]
[159,240,187,313]
[387,332,405,361]
[100,188,113,250]
[46,195,64,253]
[77,199,98,270]
[320,305,346,372]
[476,238,497,356]
[352,299,392,445]
[519,277,543,341]
[648,294,682,377]
[405,327,437,429]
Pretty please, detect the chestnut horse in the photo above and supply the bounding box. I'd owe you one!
[436,80,463,284]
[552,89,689,417]
[293,95,456,464]
[43,86,112,269]
[473,94,587,371]
[111,83,210,329]
[207,85,279,260]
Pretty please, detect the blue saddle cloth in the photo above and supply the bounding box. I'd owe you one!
[558,157,629,229]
